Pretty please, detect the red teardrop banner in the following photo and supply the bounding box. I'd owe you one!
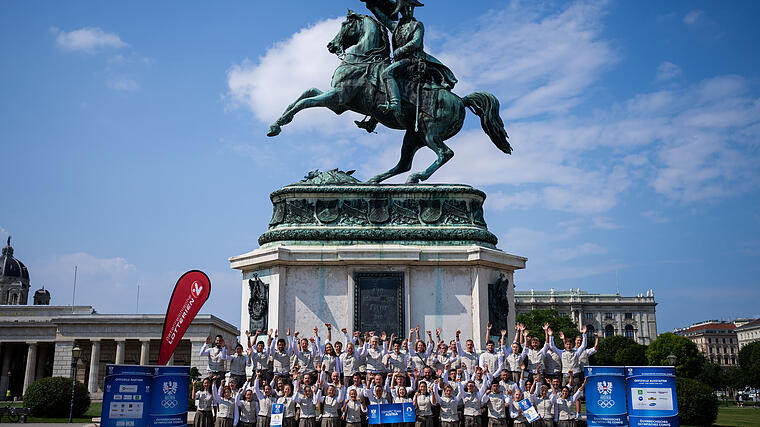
[158,270,211,365]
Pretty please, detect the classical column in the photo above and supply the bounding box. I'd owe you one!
[88,341,101,393]
[140,340,150,365]
[36,344,49,381]
[115,340,126,365]
[0,345,11,400]
[22,343,38,393]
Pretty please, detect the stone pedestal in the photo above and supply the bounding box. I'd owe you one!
[230,171,527,348]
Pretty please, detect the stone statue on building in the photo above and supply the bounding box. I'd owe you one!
[266,0,512,184]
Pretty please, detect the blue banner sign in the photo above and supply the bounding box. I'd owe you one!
[517,398,540,423]
[101,365,190,427]
[584,366,628,426]
[368,403,416,424]
[149,366,190,426]
[626,366,679,427]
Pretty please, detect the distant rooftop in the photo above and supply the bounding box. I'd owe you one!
[515,288,655,298]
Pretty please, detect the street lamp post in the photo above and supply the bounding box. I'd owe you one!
[666,352,677,366]
[68,345,82,423]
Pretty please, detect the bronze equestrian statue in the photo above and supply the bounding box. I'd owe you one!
[267,0,512,184]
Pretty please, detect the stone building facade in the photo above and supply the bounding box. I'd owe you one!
[0,305,238,400]
[735,318,760,349]
[0,238,30,305]
[514,288,658,345]
[676,321,739,366]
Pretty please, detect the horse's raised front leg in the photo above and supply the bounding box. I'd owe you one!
[267,88,342,137]
[368,131,424,183]
[407,132,454,184]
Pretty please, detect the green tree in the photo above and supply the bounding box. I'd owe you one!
[723,366,748,395]
[646,332,704,378]
[515,308,580,346]
[737,341,760,387]
[675,377,719,426]
[697,362,725,391]
[590,335,647,366]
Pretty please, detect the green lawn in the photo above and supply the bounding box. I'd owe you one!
[710,406,760,427]
[21,402,102,423]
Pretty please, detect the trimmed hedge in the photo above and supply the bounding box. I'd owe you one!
[676,377,718,426]
[23,376,90,417]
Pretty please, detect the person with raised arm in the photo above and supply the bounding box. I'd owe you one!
[504,325,526,378]
[276,377,299,427]
[340,330,364,384]
[211,379,236,427]
[479,324,501,373]
[547,326,587,392]
[521,324,550,380]
[200,335,228,387]
[460,372,488,427]
[253,372,276,427]
[387,333,409,374]
[530,369,557,427]
[293,328,319,383]
[294,378,321,427]
[234,379,259,427]
[554,378,587,426]
[320,380,346,427]
[408,326,434,373]
[315,324,341,376]
[249,330,273,383]
[454,330,479,373]
[269,328,296,381]
[413,370,435,427]
[575,331,598,417]
[342,388,367,427]
[363,331,389,375]
[192,378,214,427]
[226,342,250,391]
[481,379,510,427]
[433,378,462,427]
[507,387,531,427]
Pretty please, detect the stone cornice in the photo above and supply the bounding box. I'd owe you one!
[230,244,527,271]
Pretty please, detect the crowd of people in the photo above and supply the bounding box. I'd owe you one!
[192,323,599,427]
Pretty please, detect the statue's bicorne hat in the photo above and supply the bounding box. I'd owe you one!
[393,0,425,15]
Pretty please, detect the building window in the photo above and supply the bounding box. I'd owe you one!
[722,338,726,344]
[708,338,711,343]
[625,312,633,319]
[605,325,615,338]
[605,312,613,320]
[624,324,634,338]
[585,313,594,320]
[586,324,595,341]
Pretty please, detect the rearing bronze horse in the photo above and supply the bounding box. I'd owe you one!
[267,10,512,184]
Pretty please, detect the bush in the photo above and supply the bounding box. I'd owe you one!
[23,376,90,418]
[676,377,718,426]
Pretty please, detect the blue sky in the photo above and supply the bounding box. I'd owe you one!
[1,0,759,335]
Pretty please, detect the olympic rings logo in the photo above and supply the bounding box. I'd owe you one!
[597,399,616,408]
[162,399,179,408]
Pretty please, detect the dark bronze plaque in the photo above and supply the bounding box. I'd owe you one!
[354,272,404,337]
[488,274,509,337]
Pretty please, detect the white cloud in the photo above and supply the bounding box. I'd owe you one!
[641,210,669,224]
[0,226,7,240]
[226,17,356,134]
[106,76,140,91]
[551,242,608,262]
[591,216,621,230]
[433,1,618,121]
[683,10,703,25]
[656,61,682,81]
[54,27,127,53]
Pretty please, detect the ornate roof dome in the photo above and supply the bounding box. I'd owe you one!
[33,287,50,305]
[0,237,29,282]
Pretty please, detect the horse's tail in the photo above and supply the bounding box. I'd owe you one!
[463,92,512,154]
